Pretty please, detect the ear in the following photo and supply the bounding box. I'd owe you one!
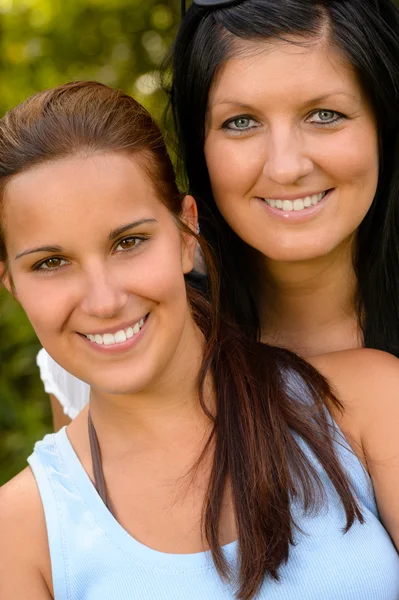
[0,264,17,298]
[180,195,199,274]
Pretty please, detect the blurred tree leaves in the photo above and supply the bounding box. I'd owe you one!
[0,0,180,484]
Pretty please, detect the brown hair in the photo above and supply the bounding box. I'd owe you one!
[0,81,179,267]
[0,81,362,599]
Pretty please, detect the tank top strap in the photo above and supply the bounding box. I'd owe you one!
[28,431,72,598]
[87,412,113,514]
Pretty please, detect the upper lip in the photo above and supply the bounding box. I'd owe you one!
[78,315,147,337]
[255,189,331,201]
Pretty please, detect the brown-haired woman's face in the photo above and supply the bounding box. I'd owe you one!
[2,152,198,398]
[204,38,379,264]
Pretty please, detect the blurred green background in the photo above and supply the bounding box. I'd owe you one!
[0,0,180,485]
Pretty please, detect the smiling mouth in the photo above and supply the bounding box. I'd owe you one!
[82,315,148,346]
[260,190,331,212]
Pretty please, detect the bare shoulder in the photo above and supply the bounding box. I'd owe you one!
[0,467,53,598]
[0,467,40,528]
[309,348,399,413]
[309,348,399,438]
[310,348,399,550]
[309,347,399,378]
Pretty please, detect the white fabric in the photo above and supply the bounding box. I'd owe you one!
[36,348,90,419]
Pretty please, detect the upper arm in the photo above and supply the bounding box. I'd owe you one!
[50,394,72,431]
[0,468,53,599]
[358,353,399,549]
[311,349,399,549]
[0,562,52,600]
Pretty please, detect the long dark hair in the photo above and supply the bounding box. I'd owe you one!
[167,0,399,355]
[0,81,361,600]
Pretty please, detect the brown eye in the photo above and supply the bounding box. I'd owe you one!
[114,235,148,252]
[115,236,143,252]
[36,257,67,271]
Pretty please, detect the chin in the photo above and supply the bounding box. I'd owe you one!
[260,236,348,264]
[89,372,155,397]
[265,248,331,263]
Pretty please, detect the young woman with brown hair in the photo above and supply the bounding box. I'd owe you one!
[0,81,398,600]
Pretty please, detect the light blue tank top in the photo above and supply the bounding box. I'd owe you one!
[28,423,399,600]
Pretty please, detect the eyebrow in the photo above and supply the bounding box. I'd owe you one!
[108,218,158,240]
[15,245,62,260]
[15,218,158,260]
[210,92,356,109]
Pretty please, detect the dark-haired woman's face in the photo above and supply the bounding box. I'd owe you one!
[204,38,378,264]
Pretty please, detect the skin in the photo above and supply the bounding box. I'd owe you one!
[205,36,379,356]
[0,152,399,599]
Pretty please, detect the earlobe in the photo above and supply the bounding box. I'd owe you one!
[181,195,199,274]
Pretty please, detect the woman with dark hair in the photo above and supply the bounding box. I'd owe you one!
[1,81,399,600]
[38,0,399,427]
[171,0,399,354]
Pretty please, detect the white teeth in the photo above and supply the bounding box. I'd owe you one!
[103,333,115,346]
[304,196,312,207]
[293,199,304,211]
[114,330,127,343]
[282,200,293,212]
[264,191,326,212]
[85,317,146,346]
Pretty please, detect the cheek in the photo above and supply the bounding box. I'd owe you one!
[136,265,186,306]
[319,124,379,189]
[128,242,188,306]
[13,280,72,343]
[205,135,264,198]
[9,290,66,361]
[342,147,378,192]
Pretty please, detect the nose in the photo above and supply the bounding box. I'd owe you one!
[262,125,314,185]
[80,264,128,319]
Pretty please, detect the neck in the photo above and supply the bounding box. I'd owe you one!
[259,238,361,357]
[84,320,213,459]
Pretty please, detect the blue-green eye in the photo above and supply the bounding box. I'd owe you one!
[308,110,344,125]
[223,116,259,132]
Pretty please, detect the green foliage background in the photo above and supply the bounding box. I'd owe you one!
[0,0,180,485]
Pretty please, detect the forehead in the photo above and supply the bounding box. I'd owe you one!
[3,153,167,251]
[208,37,363,108]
